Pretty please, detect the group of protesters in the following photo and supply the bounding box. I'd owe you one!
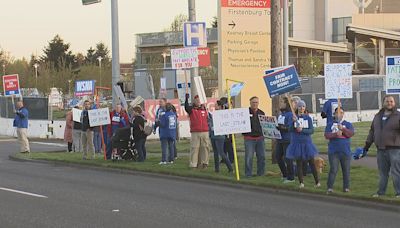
[58,93,400,198]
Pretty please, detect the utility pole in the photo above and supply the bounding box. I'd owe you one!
[111,0,121,108]
[188,0,198,100]
[271,0,283,164]
[97,56,103,87]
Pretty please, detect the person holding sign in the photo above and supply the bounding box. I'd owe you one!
[276,97,294,183]
[81,100,95,160]
[107,104,129,159]
[243,96,266,177]
[324,108,354,194]
[185,94,210,169]
[13,101,30,153]
[364,95,400,198]
[72,106,82,153]
[208,100,233,173]
[64,109,73,153]
[286,100,320,188]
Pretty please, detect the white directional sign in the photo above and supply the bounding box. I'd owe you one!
[183,22,207,47]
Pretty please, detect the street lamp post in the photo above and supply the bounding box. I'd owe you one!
[2,64,5,76]
[97,56,103,87]
[34,63,39,89]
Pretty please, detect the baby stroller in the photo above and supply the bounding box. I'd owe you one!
[111,125,138,161]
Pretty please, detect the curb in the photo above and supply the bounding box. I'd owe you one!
[9,154,399,212]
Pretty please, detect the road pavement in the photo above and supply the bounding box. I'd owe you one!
[0,137,398,228]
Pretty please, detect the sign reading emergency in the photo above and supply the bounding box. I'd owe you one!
[2,74,20,96]
[219,0,272,113]
[75,80,95,97]
[171,47,199,69]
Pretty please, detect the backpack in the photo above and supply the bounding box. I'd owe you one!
[138,116,153,136]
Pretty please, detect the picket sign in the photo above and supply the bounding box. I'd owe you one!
[211,108,251,136]
[88,108,111,127]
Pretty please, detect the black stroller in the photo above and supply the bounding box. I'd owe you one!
[111,125,138,161]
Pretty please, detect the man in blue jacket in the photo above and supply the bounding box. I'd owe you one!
[13,101,30,153]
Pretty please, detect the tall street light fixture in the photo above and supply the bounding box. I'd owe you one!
[34,63,39,89]
[97,56,103,87]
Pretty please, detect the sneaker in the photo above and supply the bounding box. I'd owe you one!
[327,189,333,194]
[395,195,400,199]
[344,188,350,193]
[283,179,295,184]
[159,161,167,165]
[202,164,208,169]
[169,161,174,164]
[372,193,381,198]
[315,182,321,188]
[299,183,305,188]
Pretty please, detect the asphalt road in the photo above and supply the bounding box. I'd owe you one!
[0,137,398,228]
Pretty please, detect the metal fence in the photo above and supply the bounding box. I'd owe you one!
[292,91,399,114]
[0,96,49,120]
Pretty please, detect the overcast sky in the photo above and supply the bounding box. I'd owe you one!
[0,0,217,62]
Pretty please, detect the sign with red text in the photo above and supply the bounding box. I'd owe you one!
[198,47,211,67]
[2,74,20,96]
[171,47,199,69]
[144,98,217,122]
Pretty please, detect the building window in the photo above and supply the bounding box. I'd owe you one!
[332,17,352,43]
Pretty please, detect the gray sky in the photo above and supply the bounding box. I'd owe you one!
[0,0,217,62]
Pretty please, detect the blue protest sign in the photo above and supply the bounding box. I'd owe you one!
[263,65,301,97]
[75,80,95,97]
[230,82,245,97]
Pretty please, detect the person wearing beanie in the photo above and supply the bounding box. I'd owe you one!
[286,100,320,188]
[325,107,354,194]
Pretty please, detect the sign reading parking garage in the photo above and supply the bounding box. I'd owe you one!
[386,56,400,94]
[183,22,207,47]
[263,65,300,97]
[75,80,95,97]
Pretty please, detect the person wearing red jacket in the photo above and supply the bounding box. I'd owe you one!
[185,94,210,169]
[106,104,129,159]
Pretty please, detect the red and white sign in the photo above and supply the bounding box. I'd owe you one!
[2,74,20,96]
[198,47,211,67]
[144,98,217,121]
[221,0,271,8]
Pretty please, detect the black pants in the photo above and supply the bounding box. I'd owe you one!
[224,136,234,164]
[296,159,319,184]
[275,141,294,180]
[67,142,72,152]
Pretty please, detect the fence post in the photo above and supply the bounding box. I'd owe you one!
[357,92,361,112]
[312,93,317,114]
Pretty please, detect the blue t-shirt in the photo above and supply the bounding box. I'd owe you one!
[325,120,354,156]
[159,111,177,140]
[277,111,293,142]
[322,99,339,124]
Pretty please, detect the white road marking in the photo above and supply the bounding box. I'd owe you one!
[0,187,48,198]
[31,142,65,147]
[0,139,17,142]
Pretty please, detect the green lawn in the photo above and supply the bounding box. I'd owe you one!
[146,121,375,156]
[16,151,399,204]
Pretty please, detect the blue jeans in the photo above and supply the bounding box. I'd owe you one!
[275,141,294,180]
[211,138,233,172]
[161,138,175,162]
[377,149,400,196]
[327,152,351,190]
[244,138,265,177]
[93,131,102,153]
[135,138,146,162]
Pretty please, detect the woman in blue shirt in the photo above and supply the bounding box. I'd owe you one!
[324,108,354,194]
[286,100,320,188]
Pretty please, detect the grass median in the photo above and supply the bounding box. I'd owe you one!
[15,151,398,204]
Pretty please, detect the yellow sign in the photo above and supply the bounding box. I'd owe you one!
[218,0,272,114]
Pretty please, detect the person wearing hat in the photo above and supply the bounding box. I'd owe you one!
[321,99,340,125]
[325,107,354,194]
[131,106,147,162]
[286,100,320,188]
[185,93,210,169]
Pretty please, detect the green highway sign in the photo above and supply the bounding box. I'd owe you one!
[82,0,101,6]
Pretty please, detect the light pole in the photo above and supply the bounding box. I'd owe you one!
[162,52,167,69]
[97,56,103,87]
[2,64,5,75]
[34,63,39,88]
[111,0,121,107]
[188,0,198,99]
[68,79,72,97]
